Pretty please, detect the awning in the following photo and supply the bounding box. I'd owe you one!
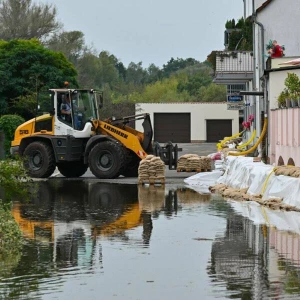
[279,58,300,66]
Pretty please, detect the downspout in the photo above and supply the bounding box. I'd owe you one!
[251,0,257,137]
[252,17,265,74]
[252,7,265,156]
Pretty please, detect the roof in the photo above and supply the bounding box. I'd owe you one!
[256,0,274,14]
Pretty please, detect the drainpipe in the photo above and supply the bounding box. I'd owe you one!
[253,18,265,74]
[252,8,265,156]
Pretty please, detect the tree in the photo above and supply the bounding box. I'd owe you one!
[0,39,78,119]
[177,67,213,97]
[146,63,162,83]
[0,0,61,41]
[162,57,199,78]
[126,76,188,103]
[126,62,147,85]
[98,51,119,87]
[225,18,253,51]
[199,84,227,102]
[46,31,86,64]
[77,52,102,88]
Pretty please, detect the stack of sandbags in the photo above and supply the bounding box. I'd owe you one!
[177,154,199,170]
[186,156,201,170]
[199,156,212,170]
[149,156,165,181]
[138,155,165,182]
[138,156,152,181]
[274,166,300,178]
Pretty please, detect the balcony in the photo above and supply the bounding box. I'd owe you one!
[214,51,254,84]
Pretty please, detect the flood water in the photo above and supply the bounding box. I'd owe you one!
[1,180,300,299]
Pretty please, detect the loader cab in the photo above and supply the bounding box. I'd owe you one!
[49,89,100,134]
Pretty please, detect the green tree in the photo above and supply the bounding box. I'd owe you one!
[146,63,162,83]
[126,62,147,85]
[77,52,102,88]
[199,84,227,102]
[46,30,86,64]
[177,67,212,97]
[162,57,199,78]
[0,39,78,119]
[0,0,61,40]
[98,51,119,87]
[127,76,188,103]
[227,18,253,51]
[0,114,25,156]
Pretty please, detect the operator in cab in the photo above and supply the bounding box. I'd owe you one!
[60,94,72,123]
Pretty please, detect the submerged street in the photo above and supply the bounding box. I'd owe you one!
[2,177,300,299]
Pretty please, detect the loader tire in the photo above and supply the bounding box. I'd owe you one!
[121,151,141,177]
[88,140,126,179]
[23,141,56,178]
[57,161,88,178]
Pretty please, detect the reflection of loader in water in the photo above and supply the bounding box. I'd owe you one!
[12,182,209,244]
[12,181,168,247]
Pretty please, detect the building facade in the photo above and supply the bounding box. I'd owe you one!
[135,103,239,143]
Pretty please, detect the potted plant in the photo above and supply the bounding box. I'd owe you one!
[277,89,288,108]
[291,93,298,107]
[284,73,300,108]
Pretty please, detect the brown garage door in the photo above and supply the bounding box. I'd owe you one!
[154,113,190,143]
[206,120,232,142]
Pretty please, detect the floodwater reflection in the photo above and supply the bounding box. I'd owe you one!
[1,181,300,299]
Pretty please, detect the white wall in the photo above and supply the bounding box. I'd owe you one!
[258,0,300,57]
[255,0,267,10]
[269,68,300,109]
[136,103,239,142]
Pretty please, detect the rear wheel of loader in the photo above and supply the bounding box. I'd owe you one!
[57,161,88,178]
[88,140,126,179]
[121,151,141,177]
[23,141,56,178]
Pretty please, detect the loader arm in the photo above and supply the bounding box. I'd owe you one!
[94,113,153,159]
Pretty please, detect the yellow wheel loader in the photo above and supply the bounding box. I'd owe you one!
[10,88,179,179]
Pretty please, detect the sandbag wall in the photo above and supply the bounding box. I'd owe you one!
[177,154,212,172]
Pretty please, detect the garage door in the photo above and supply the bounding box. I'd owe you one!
[206,120,232,142]
[154,113,190,143]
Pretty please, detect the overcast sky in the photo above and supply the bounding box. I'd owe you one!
[47,0,245,67]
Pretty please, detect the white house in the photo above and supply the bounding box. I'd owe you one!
[135,103,239,143]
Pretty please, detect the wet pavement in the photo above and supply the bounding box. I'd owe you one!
[2,179,300,299]
[51,143,218,184]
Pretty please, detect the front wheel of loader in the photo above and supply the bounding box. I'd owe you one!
[121,151,141,177]
[88,140,126,179]
[23,141,56,178]
[57,161,88,178]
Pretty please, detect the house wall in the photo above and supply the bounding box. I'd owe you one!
[268,68,300,110]
[269,108,300,166]
[135,103,239,142]
[255,0,268,10]
[257,0,300,57]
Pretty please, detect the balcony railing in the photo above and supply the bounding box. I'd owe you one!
[216,51,254,73]
[214,51,254,84]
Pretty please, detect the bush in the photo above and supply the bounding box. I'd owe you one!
[0,202,23,260]
[0,114,25,157]
[0,159,32,203]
